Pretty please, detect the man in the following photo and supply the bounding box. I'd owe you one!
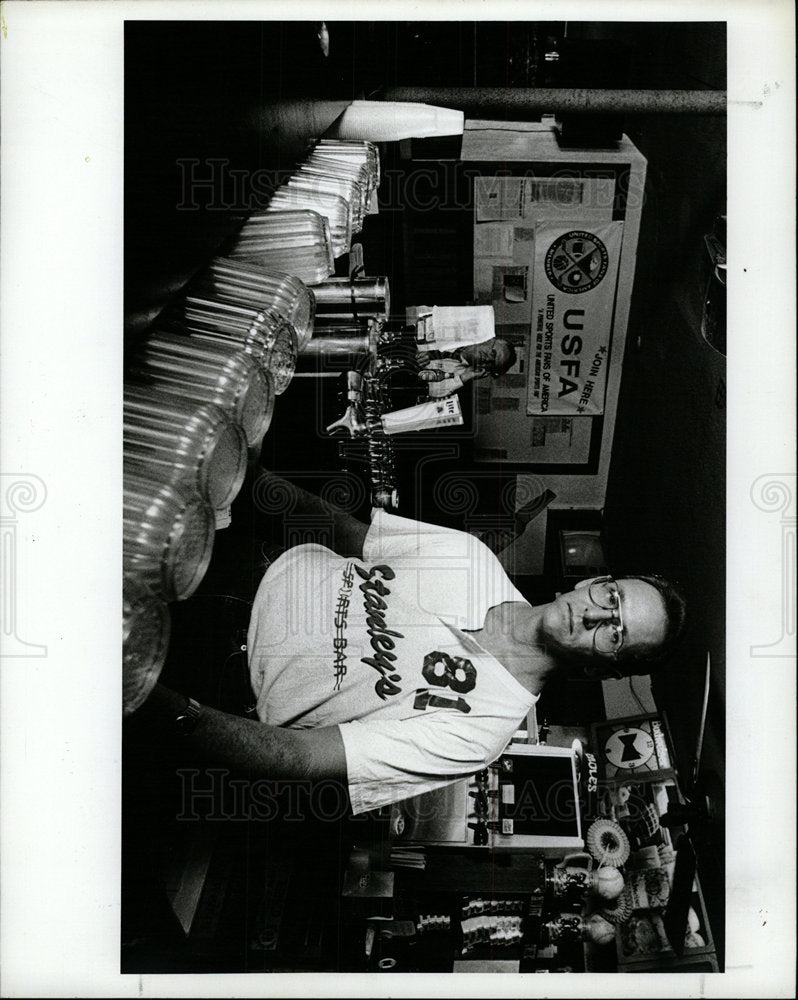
[417,337,517,397]
[142,469,686,816]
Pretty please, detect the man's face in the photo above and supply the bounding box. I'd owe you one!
[459,338,511,376]
[539,578,668,671]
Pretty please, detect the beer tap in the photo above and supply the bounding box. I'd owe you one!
[326,371,367,438]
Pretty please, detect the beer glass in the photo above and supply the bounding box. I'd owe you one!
[303,152,373,221]
[128,331,275,447]
[228,209,335,284]
[190,257,314,350]
[315,138,380,186]
[123,575,171,716]
[297,161,369,227]
[123,384,248,509]
[167,300,297,396]
[123,469,215,602]
[287,170,364,234]
[265,186,351,257]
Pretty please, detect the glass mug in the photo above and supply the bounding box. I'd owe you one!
[123,384,248,510]
[315,138,380,186]
[228,209,335,286]
[123,574,171,716]
[128,331,275,447]
[265,186,351,257]
[194,257,315,351]
[123,467,215,602]
[287,172,364,235]
[297,161,369,228]
[174,303,297,397]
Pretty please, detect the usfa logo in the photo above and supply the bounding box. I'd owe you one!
[544,230,609,294]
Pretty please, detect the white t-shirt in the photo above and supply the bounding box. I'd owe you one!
[247,509,537,814]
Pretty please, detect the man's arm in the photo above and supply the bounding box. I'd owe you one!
[249,466,369,560]
[142,684,349,783]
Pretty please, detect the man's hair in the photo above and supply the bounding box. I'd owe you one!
[617,574,688,674]
[494,340,517,375]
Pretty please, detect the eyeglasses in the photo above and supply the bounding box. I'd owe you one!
[586,577,625,659]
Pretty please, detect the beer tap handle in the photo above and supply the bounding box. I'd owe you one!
[326,402,367,438]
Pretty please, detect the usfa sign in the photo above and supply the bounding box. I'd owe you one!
[527,220,624,416]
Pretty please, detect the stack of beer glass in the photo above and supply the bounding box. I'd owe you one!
[250,139,378,259]
[123,469,216,606]
[123,384,248,511]
[226,209,335,285]
[188,257,315,352]
[263,184,352,258]
[123,328,278,712]
[290,161,366,235]
[121,140,380,712]
[127,331,276,449]
[123,575,172,716]
[305,141,379,221]
[312,139,380,196]
[122,468,215,714]
[166,298,297,396]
